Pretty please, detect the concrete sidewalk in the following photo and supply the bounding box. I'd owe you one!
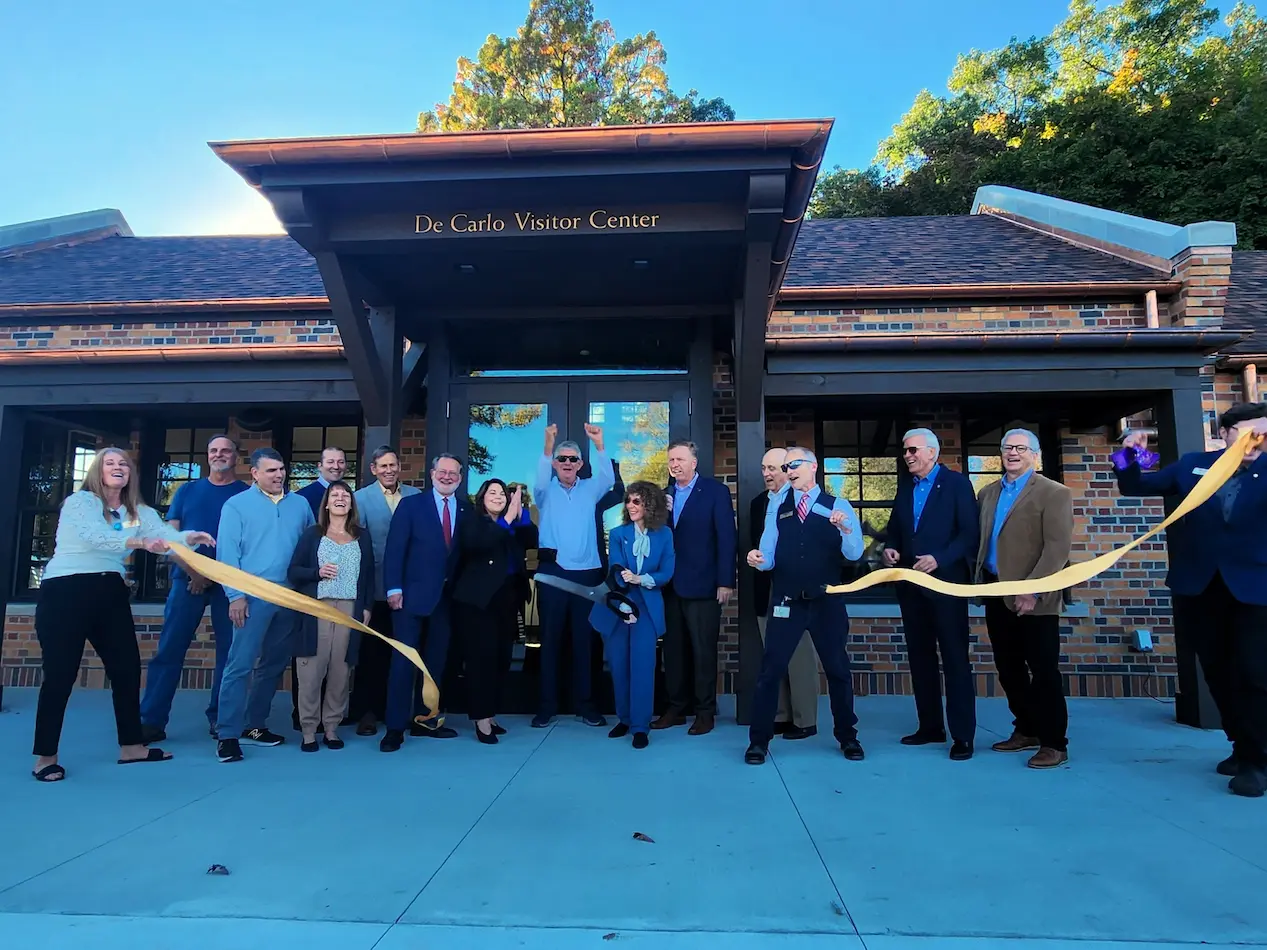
[1,687,1263,949]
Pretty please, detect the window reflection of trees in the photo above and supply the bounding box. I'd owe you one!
[822,418,902,593]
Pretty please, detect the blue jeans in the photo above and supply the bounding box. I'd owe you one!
[604,614,656,733]
[140,575,233,730]
[215,597,296,739]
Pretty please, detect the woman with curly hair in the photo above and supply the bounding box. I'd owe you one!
[588,479,675,749]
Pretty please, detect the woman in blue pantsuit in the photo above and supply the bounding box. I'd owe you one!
[590,480,675,749]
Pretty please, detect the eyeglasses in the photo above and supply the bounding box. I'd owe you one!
[781,459,810,472]
[1001,444,1031,454]
[555,455,581,464]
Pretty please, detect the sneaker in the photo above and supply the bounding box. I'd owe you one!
[217,738,243,763]
[241,728,285,747]
[531,714,555,728]
[576,711,608,727]
[140,724,167,745]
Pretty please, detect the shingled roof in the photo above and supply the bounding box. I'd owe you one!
[1224,250,1267,355]
[0,213,1178,309]
[784,214,1165,289]
[0,235,323,306]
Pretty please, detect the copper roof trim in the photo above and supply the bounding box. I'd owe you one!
[0,297,331,318]
[209,120,834,179]
[0,345,344,364]
[777,280,1182,302]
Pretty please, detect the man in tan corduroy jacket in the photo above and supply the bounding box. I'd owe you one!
[974,427,1073,769]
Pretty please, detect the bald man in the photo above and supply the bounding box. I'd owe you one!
[746,448,820,738]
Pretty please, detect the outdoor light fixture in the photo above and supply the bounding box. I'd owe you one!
[457,263,476,274]
[632,259,649,269]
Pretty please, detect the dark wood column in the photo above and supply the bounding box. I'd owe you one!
[689,318,714,476]
[422,320,452,477]
[1156,384,1220,729]
[360,306,404,484]
[0,406,25,711]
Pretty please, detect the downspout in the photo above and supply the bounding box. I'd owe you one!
[1246,363,1260,403]
[1145,290,1160,328]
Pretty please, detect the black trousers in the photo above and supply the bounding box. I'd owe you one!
[34,572,143,756]
[535,564,602,719]
[347,600,394,723]
[898,589,976,741]
[662,589,722,716]
[983,592,1067,751]
[455,581,518,721]
[750,595,857,746]
[1172,571,1267,766]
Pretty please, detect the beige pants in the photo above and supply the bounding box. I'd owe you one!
[758,613,820,728]
[296,599,353,736]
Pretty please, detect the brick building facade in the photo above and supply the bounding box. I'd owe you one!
[0,121,1263,725]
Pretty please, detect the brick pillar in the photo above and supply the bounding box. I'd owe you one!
[1169,246,1233,328]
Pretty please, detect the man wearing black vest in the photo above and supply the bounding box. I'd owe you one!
[744,447,866,764]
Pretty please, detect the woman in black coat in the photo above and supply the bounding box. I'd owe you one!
[450,478,538,743]
[287,480,375,752]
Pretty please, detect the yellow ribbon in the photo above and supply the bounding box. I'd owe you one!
[824,428,1262,598]
[164,546,441,721]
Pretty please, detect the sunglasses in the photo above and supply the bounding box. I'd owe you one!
[780,459,811,472]
[555,455,581,464]
[624,497,644,506]
[902,446,924,455]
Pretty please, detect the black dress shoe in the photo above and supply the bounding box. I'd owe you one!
[323,736,345,750]
[1217,754,1241,777]
[632,732,649,749]
[950,740,974,761]
[380,729,404,753]
[900,730,946,745]
[301,740,319,753]
[781,725,818,741]
[491,722,507,736]
[841,739,865,761]
[411,722,458,739]
[745,742,768,765]
[475,724,498,745]
[608,723,630,739]
[355,714,378,737]
[1229,764,1267,798]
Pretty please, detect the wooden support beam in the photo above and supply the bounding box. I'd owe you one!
[313,252,390,422]
[735,242,772,422]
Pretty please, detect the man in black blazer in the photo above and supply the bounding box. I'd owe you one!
[882,427,980,759]
[1114,403,1267,797]
[651,440,737,736]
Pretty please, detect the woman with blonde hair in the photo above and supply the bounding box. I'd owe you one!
[31,447,216,782]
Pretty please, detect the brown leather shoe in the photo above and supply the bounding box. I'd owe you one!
[688,713,715,735]
[1027,746,1068,769]
[651,713,686,730]
[991,731,1040,753]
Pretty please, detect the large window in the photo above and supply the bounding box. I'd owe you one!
[820,418,903,592]
[13,424,98,597]
[287,424,360,493]
[964,418,1056,495]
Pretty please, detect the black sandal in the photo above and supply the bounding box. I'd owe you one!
[33,763,66,782]
[118,748,172,764]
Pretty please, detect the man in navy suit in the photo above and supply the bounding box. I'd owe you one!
[296,446,347,516]
[1114,403,1267,798]
[651,440,737,736]
[881,428,980,759]
[380,452,467,751]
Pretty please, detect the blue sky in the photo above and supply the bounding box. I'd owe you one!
[1,0,1073,235]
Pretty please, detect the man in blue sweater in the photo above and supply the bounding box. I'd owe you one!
[213,447,315,763]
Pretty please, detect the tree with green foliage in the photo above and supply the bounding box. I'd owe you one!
[418,0,733,132]
[810,0,1267,248]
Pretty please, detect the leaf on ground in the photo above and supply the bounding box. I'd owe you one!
[632,832,655,843]
[602,933,618,941]
[206,864,230,875]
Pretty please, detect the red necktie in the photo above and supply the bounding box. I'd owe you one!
[442,498,452,547]
[796,493,809,522]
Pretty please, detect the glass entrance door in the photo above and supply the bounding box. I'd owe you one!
[447,377,690,714]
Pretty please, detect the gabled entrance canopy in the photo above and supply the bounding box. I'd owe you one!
[211,120,832,429]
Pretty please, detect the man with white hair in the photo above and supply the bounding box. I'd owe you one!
[744,447,865,764]
[973,428,1073,770]
[882,427,980,759]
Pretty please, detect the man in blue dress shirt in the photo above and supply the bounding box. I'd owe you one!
[744,447,866,765]
[531,422,614,728]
